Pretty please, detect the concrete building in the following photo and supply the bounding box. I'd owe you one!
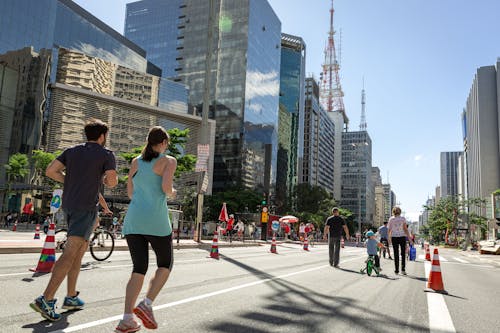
[301,77,335,194]
[341,131,373,229]
[440,151,463,198]
[463,63,500,218]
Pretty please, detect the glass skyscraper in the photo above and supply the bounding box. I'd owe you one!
[277,33,305,211]
[126,0,281,193]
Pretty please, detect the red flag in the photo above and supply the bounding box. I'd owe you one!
[218,202,229,222]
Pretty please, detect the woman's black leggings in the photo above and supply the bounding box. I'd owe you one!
[391,236,407,273]
[125,234,173,275]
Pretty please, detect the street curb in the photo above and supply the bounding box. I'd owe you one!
[0,242,262,254]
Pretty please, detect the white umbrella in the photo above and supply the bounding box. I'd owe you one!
[279,215,299,223]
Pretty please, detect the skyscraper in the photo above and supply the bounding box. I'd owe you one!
[440,151,462,198]
[277,33,305,211]
[463,63,500,216]
[127,0,282,193]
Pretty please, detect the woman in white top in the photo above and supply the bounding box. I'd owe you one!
[387,206,413,275]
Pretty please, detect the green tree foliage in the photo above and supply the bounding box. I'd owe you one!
[118,128,196,180]
[30,150,60,187]
[424,195,487,245]
[4,153,29,183]
[203,188,262,221]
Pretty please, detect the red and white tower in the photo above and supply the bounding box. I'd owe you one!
[320,0,349,127]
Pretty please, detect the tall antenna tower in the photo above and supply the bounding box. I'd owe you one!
[360,78,367,131]
[320,0,348,126]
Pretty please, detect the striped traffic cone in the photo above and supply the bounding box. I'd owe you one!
[34,224,40,239]
[209,231,219,259]
[341,237,345,248]
[425,243,431,261]
[30,222,56,273]
[303,236,309,251]
[270,234,278,254]
[12,221,17,231]
[425,248,447,294]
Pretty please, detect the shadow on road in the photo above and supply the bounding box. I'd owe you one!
[205,253,429,333]
[22,309,80,333]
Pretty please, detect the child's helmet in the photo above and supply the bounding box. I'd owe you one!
[365,230,375,237]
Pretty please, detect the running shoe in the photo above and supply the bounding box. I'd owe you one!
[115,318,141,333]
[133,300,157,329]
[29,295,61,322]
[62,291,84,310]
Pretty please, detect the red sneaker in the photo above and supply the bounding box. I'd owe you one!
[133,301,157,329]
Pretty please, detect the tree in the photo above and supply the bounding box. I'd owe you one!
[30,150,60,187]
[424,195,487,246]
[3,153,30,211]
[203,187,262,222]
[119,128,196,180]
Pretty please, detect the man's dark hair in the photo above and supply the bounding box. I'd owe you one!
[384,221,388,224]
[84,118,109,141]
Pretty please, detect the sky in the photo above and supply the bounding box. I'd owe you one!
[73,0,500,221]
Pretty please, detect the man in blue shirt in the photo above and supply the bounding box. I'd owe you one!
[378,221,392,259]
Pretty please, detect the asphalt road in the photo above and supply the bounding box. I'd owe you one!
[0,243,498,332]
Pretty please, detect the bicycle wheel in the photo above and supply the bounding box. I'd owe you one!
[90,230,114,261]
[54,228,68,251]
[366,258,373,276]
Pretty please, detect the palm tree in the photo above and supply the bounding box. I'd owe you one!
[3,153,30,211]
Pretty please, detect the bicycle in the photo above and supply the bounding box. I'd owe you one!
[360,255,381,276]
[54,225,115,261]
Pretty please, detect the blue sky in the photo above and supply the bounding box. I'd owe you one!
[74,0,500,221]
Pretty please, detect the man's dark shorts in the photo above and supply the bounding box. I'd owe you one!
[381,237,389,247]
[64,209,96,241]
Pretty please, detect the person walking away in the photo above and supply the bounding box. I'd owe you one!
[365,230,384,271]
[236,220,245,242]
[377,221,392,259]
[30,119,117,321]
[323,207,350,267]
[387,206,413,275]
[42,216,51,234]
[227,214,234,242]
[115,126,177,333]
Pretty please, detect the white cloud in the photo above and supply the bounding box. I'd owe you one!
[414,154,423,161]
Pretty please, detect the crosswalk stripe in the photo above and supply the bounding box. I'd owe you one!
[452,257,469,264]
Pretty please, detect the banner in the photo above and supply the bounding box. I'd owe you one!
[50,189,63,214]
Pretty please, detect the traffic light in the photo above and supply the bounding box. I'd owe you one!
[261,200,266,205]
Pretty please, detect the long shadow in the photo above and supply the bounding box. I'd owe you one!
[205,252,430,333]
[22,309,79,333]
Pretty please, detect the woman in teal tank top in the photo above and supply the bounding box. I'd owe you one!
[116,126,177,333]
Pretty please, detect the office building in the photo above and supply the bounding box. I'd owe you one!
[440,151,462,198]
[463,63,500,217]
[276,33,305,211]
[301,77,335,193]
[341,131,373,228]
[174,0,281,193]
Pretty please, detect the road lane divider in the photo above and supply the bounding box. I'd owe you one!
[49,255,365,332]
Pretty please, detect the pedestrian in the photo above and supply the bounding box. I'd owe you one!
[115,126,177,333]
[30,118,117,321]
[43,215,51,234]
[387,206,413,275]
[236,219,245,241]
[299,222,305,242]
[323,207,350,267]
[4,211,12,227]
[377,221,392,259]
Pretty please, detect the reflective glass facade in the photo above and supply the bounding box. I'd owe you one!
[0,0,147,73]
[125,0,183,79]
[176,0,281,193]
[277,33,305,211]
[158,79,189,113]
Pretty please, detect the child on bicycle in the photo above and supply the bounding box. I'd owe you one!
[365,230,384,272]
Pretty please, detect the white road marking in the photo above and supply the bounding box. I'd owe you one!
[48,255,365,332]
[424,261,456,333]
[451,257,468,264]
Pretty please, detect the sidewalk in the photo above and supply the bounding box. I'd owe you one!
[0,229,262,254]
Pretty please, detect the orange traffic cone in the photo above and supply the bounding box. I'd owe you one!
[34,224,40,239]
[425,248,447,294]
[12,221,17,232]
[209,231,219,259]
[303,236,309,251]
[270,234,278,254]
[30,222,56,273]
[425,243,431,261]
[341,237,345,248]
